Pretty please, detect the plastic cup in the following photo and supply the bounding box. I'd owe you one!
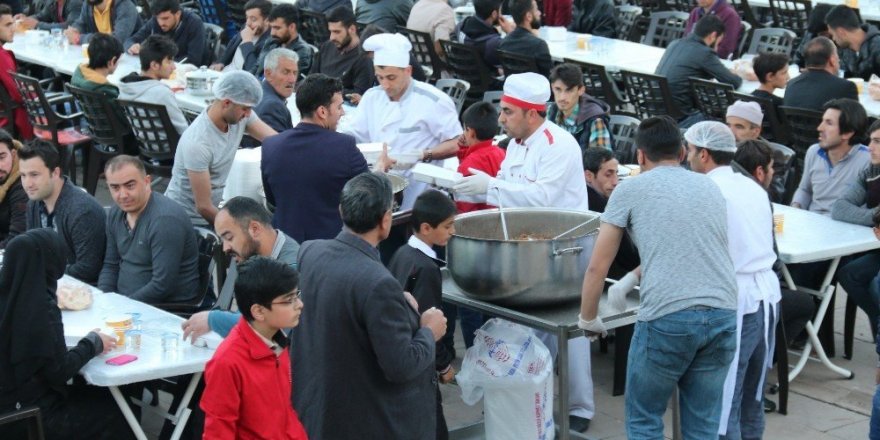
[576,35,590,51]
[773,213,784,233]
[162,332,180,353]
[125,330,142,350]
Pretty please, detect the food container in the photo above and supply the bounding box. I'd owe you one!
[412,162,463,188]
[186,66,221,96]
[447,208,601,306]
[106,315,133,348]
[389,150,422,170]
[357,142,384,165]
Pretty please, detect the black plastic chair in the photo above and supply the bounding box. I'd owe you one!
[225,0,246,35]
[746,27,797,57]
[440,40,495,108]
[195,0,227,30]
[153,227,227,318]
[64,84,134,195]
[497,49,539,77]
[203,23,224,65]
[435,78,470,114]
[615,5,643,42]
[301,9,330,45]
[780,105,822,160]
[0,406,45,440]
[689,77,735,121]
[609,114,640,164]
[768,0,811,47]
[843,291,878,360]
[736,21,753,59]
[729,0,765,28]
[627,15,651,43]
[11,72,91,184]
[564,59,624,111]
[117,99,181,179]
[399,27,445,83]
[620,70,682,120]
[0,82,19,137]
[643,11,689,48]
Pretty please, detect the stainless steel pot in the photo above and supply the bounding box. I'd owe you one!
[446,208,600,306]
[186,66,220,96]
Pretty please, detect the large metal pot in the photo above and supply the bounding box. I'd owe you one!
[186,66,221,96]
[447,208,600,306]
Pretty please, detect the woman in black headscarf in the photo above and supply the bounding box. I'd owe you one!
[0,229,131,440]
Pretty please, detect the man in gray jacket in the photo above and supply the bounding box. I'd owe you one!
[356,0,412,35]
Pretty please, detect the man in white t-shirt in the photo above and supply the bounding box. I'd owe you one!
[165,70,277,226]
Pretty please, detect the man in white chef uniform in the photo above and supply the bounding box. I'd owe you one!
[345,33,462,209]
[454,72,594,433]
[684,121,780,439]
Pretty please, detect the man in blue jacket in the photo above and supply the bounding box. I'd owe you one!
[124,0,206,65]
[210,0,272,72]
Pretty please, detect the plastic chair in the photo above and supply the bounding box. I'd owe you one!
[626,15,651,43]
[0,406,45,440]
[736,21,753,59]
[399,27,445,83]
[203,23,224,66]
[0,80,20,137]
[440,40,494,108]
[609,114,640,164]
[746,27,797,57]
[615,5,643,42]
[643,11,689,48]
[195,0,226,28]
[729,0,765,28]
[768,0,811,47]
[843,292,878,360]
[689,77,735,121]
[620,70,682,120]
[224,0,246,35]
[497,49,538,77]
[435,78,470,114]
[11,72,91,184]
[565,58,624,111]
[152,227,227,318]
[779,106,822,161]
[482,90,502,112]
[117,99,181,179]
[301,9,330,45]
[64,84,134,195]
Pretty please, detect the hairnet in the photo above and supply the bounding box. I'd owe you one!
[213,70,263,106]
[684,121,737,153]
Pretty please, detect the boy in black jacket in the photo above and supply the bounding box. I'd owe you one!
[388,189,456,440]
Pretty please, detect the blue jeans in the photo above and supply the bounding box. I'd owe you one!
[721,304,775,440]
[625,307,737,440]
[872,384,880,440]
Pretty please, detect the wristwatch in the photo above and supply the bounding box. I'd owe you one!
[422,149,433,162]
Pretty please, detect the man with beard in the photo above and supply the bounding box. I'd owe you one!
[254,48,299,132]
[253,4,313,77]
[124,0,206,65]
[454,0,514,72]
[683,0,742,60]
[181,196,299,341]
[165,71,276,227]
[0,130,26,248]
[825,5,880,82]
[65,0,141,44]
[312,5,373,97]
[210,0,272,72]
[98,155,200,304]
[0,5,32,139]
[497,0,551,76]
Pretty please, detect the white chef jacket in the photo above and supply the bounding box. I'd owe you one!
[487,120,589,211]
[708,166,781,435]
[345,79,463,209]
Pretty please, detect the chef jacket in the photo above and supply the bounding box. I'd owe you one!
[346,79,462,209]
[487,120,589,211]
[708,166,781,435]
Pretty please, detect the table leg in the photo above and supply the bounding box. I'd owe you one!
[109,386,148,440]
[169,372,202,440]
[558,329,570,440]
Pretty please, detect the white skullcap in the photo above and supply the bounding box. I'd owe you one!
[363,33,412,68]
[726,100,764,126]
[213,70,262,106]
[502,72,551,111]
[684,121,737,153]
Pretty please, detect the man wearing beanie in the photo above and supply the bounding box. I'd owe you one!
[454,72,594,433]
[685,121,779,440]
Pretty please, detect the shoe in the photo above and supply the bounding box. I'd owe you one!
[763,397,776,413]
[568,415,591,433]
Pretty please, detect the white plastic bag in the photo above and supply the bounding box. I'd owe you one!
[456,319,554,440]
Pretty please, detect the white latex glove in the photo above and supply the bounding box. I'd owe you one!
[453,167,492,196]
[577,314,607,341]
[607,270,640,314]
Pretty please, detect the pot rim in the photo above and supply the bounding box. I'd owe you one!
[451,208,600,242]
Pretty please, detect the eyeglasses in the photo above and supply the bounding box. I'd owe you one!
[270,290,301,306]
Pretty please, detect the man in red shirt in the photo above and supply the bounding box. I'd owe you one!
[456,101,505,214]
[0,5,33,139]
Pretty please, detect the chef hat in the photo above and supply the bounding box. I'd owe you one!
[726,100,764,126]
[363,33,412,68]
[502,73,551,112]
[684,121,738,153]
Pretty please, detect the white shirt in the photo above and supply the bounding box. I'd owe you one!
[345,79,463,209]
[407,234,437,259]
[488,120,589,211]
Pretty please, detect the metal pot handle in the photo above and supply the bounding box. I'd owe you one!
[552,246,583,257]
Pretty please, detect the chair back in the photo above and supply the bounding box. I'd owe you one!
[0,80,19,137]
[736,21,753,59]
[620,70,681,120]
[301,9,330,45]
[497,49,538,77]
[615,5,643,41]
[225,0,246,34]
[64,84,130,149]
[689,77,735,121]
[482,90,502,112]
[643,11,689,48]
[435,78,470,114]
[204,23,224,65]
[729,0,763,27]
[780,105,822,162]
[440,40,493,103]
[768,0,811,47]
[153,227,226,318]
[0,406,45,440]
[399,27,444,82]
[626,15,651,42]
[729,92,788,144]
[195,0,226,27]
[746,27,797,56]
[564,59,622,111]
[11,72,60,136]
[117,99,181,178]
[609,115,640,164]
[663,0,692,12]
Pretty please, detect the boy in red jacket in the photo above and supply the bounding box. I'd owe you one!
[201,257,308,440]
[456,101,506,214]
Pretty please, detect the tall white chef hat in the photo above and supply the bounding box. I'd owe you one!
[684,121,738,153]
[502,72,551,112]
[363,33,412,68]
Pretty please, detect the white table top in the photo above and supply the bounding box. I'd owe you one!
[60,276,220,387]
[772,203,880,264]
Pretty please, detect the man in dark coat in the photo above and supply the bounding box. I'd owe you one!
[568,0,616,38]
[124,0,206,65]
[784,36,858,112]
[290,172,447,439]
[826,5,880,82]
[498,0,552,76]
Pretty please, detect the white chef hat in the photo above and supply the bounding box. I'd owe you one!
[726,100,764,126]
[501,72,551,111]
[684,121,738,153]
[363,33,412,68]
